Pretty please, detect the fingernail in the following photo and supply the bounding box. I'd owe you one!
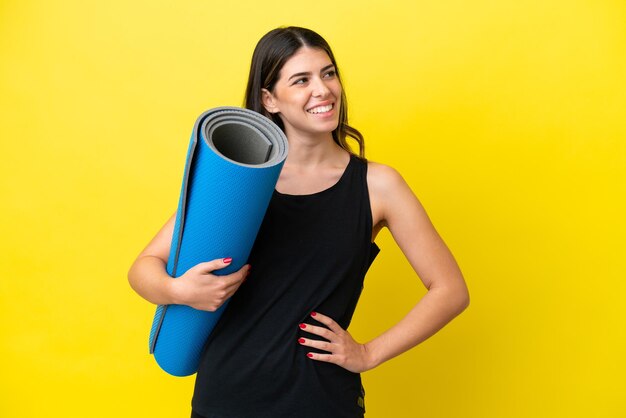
[299,323,306,329]
[223,257,232,264]
[298,338,305,344]
[311,312,317,317]
[307,353,314,358]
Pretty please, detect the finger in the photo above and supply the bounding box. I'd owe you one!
[298,337,334,353]
[305,352,336,364]
[221,264,251,287]
[299,323,335,341]
[310,311,343,333]
[195,257,234,274]
[222,276,246,296]
[235,263,250,274]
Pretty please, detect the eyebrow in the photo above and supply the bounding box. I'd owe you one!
[287,64,335,81]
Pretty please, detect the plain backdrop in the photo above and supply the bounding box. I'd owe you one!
[1,1,625,417]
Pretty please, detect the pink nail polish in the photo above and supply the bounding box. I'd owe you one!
[307,353,314,358]
[299,323,306,329]
[223,257,232,264]
[298,338,305,344]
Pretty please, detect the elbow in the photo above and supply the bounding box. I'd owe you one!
[455,285,470,314]
[450,272,470,313]
[430,274,470,312]
[459,290,470,312]
[429,283,469,315]
[127,259,141,292]
[442,284,470,315]
[127,265,137,290]
[127,254,154,289]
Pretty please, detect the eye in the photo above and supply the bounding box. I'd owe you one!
[292,77,309,86]
[323,70,336,78]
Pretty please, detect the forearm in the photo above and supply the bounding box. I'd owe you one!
[364,285,469,369]
[127,255,176,305]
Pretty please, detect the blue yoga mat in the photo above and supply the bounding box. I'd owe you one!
[148,107,288,376]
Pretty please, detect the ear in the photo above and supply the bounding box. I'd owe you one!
[261,88,279,114]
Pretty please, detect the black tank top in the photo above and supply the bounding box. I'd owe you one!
[192,154,380,418]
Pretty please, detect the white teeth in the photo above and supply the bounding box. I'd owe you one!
[307,104,333,114]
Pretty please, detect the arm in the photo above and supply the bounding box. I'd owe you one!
[300,163,469,372]
[127,212,250,311]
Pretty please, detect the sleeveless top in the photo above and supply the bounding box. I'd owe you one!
[192,154,380,418]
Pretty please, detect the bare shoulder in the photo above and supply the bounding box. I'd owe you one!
[366,159,467,301]
[366,160,422,230]
[367,160,412,198]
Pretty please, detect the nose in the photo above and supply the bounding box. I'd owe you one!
[311,76,331,98]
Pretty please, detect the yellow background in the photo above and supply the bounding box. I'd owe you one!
[1,0,625,417]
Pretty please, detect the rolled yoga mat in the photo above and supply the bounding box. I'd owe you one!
[148,107,288,377]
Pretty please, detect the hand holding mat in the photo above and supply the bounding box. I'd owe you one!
[148,107,288,376]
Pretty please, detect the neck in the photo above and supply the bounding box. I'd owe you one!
[283,129,346,168]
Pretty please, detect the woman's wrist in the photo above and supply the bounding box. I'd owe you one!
[362,341,382,371]
[166,276,185,305]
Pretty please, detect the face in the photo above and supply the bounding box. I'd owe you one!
[262,47,342,138]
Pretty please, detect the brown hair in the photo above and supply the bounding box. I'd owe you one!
[244,26,365,158]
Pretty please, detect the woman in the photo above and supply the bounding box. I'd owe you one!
[129,26,469,418]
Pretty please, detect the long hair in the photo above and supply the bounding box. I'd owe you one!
[244,26,365,158]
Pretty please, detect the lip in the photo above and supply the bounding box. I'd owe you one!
[306,101,334,112]
[306,101,336,116]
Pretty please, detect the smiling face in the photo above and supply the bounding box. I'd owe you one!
[261,47,342,139]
